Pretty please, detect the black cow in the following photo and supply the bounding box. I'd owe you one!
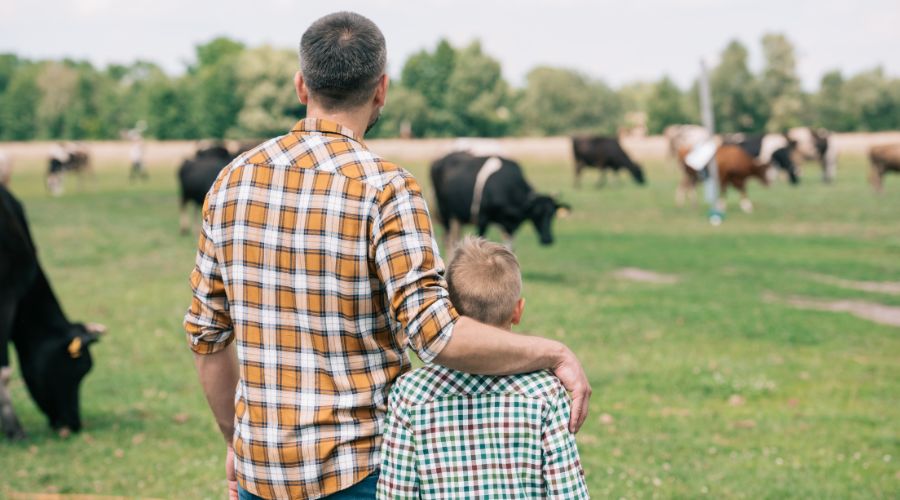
[726,133,799,185]
[572,136,646,187]
[0,185,104,440]
[177,145,238,235]
[430,152,570,250]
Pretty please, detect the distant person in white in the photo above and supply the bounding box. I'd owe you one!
[126,120,148,181]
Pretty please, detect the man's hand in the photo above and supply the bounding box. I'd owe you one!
[552,346,591,433]
[226,445,238,500]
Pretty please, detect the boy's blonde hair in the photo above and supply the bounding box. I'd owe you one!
[446,237,522,327]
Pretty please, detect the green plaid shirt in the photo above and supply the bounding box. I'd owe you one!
[378,364,588,499]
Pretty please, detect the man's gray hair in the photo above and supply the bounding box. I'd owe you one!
[300,12,387,110]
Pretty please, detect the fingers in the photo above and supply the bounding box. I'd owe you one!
[568,382,591,433]
[552,347,591,434]
[226,445,238,499]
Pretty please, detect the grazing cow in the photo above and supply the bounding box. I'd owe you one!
[177,144,239,235]
[430,152,570,251]
[0,185,105,440]
[869,143,900,193]
[678,144,769,213]
[787,127,838,183]
[572,136,646,187]
[725,133,800,185]
[46,143,92,196]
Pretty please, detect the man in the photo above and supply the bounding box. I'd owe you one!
[184,12,590,500]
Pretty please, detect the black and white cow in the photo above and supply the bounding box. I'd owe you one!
[787,127,838,183]
[430,152,570,251]
[0,185,105,440]
[725,133,800,185]
[572,136,646,187]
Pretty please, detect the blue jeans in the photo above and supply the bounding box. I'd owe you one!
[238,470,379,500]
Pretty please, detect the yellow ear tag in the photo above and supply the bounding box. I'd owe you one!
[67,337,83,359]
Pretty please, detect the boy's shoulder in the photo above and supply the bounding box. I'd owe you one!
[390,364,565,408]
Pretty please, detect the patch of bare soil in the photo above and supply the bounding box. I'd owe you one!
[806,272,900,295]
[612,267,679,284]
[763,292,900,327]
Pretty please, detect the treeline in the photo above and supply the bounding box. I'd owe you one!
[1,34,898,141]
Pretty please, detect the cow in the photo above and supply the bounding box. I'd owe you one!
[725,133,800,185]
[677,144,769,214]
[430,152,570,253]
[664,124,709,160]
[787,127,838,183]
[572,136,646,188]
[869,143,900,193]
[46,143,92,196]
[177,144,239,235]
[0,184,105,440]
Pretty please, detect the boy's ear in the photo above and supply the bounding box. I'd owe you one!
[511,298,526,325]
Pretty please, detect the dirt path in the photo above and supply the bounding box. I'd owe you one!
[763,292,900,327]
[612,267,679,284]
[806,272,900,295]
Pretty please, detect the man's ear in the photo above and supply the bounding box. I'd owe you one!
[373,74,389,108]
[511,298,526,325]
[295,71,309,105]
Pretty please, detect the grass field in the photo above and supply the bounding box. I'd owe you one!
[1,151,898,499]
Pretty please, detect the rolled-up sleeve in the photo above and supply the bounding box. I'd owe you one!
[183,201,234,355]
[371,172,458,363]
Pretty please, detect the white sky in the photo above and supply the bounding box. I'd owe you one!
[1,0,898,90]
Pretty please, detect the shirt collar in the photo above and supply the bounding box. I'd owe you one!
[291,118,364,144]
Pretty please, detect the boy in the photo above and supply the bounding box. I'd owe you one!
[378,237,589,499]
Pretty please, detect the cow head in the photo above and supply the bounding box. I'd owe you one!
[527,195,571,246]
[628,162,646,185]
[30,322,105,435]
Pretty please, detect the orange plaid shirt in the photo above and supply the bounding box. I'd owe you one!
[183,119,458,499]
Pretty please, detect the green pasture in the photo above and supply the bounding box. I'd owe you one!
[1,152,897,499]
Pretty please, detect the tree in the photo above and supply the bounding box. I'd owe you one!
[0,63,40,140]
[229,46,304,138]
[760,33,803,131]
[814,70,850,131]
[842,68,900,131]
[401,39,456,111]
[368,84,429,138]
[444,41,512,137]
[36,62,79,138]
[711,40,766,132]
[645,77,692,134]
[516,66,623,136]
[190,38,246,138]
[193,37,245,71]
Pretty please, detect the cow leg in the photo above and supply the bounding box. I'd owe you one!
[0,366,25,440]
[446,219,462,258]
[574,161,584,189]
[501,231,514,250]
[870,165,883,193]
[596,168,607,188]
[179,200,190,235]
[675,174,691,206]
[736,180,753,213]
[0,301,25,440]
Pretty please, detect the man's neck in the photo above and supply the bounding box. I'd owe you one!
[305,104,371,139]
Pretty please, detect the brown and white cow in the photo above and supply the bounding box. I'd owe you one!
[869,143,900,193]
[678,144,770,213]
